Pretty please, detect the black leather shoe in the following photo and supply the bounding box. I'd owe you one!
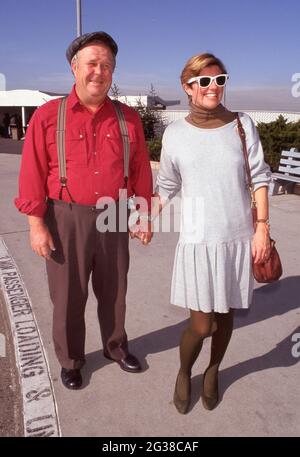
[61,368,82,390]
[103,351,142,373]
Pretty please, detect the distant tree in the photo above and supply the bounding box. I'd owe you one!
[109,82,165,161]
[149,83,157,98]
[110,83,121,98]
[134,96,158,140]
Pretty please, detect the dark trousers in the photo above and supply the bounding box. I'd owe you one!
[45,199,129,369]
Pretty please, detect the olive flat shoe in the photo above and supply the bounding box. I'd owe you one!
[201,369,219,410]
[173,372,191,414]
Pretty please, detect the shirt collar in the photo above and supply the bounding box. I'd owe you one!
[68,85,81,109]
[68,84,111,112]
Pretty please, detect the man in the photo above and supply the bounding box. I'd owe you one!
[15,32,153,389]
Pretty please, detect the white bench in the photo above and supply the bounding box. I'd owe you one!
[269,148,300,195]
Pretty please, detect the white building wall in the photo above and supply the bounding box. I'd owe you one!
[162,110,300,126]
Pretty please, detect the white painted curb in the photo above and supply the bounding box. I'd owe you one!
[0,237,61,437]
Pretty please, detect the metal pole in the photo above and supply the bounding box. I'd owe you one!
[21,106,26,136]
[76,0,82,36]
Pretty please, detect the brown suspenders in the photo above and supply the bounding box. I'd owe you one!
[56,97,130,202]
[112,99,130,187]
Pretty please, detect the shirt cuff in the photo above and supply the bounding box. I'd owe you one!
[14,198,47,218]
[253,182,269,192]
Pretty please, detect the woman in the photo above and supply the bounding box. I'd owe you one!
[156,53,271,413]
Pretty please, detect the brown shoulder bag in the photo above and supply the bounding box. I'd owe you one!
[236,114,282,283]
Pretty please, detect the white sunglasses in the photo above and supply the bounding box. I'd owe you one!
[187,74,229,88]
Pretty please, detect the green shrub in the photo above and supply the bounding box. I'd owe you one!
[257,115,300,170]
[147,138,162,161]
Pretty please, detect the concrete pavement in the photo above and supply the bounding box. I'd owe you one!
[0,149,299,437]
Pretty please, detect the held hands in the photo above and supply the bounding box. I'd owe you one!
[252,223,271,264]
[129,217,153,246]
[128,193,164,246]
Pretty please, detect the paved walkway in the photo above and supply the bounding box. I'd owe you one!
[0,147,300,437]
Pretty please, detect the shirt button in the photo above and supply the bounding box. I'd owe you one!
[93,133,96,137]
[107,133,110,137]
[94,152,96,155]
[94,171,99,175]
[95,192,99,195]
[79,134,83,139]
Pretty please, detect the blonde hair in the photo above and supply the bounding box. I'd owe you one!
[180,53,227,86]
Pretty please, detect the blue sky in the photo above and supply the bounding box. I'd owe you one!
[0,0,299,111]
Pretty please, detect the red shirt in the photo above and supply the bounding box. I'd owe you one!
[15,86,153,217]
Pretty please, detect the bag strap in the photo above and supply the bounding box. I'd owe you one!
[112,99,130,187]
[236,114,275,253]
[236,113,257,212]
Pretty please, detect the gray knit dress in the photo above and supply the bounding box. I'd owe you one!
[156,113,271,313]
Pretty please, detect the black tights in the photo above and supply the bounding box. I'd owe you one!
[176,308,234,400]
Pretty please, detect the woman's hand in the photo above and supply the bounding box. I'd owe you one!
[252,223,271,264]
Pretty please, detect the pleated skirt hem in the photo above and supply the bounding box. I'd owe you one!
[170,238,254,313]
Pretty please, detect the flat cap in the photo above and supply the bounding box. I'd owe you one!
[66,31,118,64]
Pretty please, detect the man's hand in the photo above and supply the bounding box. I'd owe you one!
[28,216,55,260]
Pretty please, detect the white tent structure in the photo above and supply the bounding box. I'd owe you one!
[0,89,63,107]
[0,90,64,136]
[112,95,180,110]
